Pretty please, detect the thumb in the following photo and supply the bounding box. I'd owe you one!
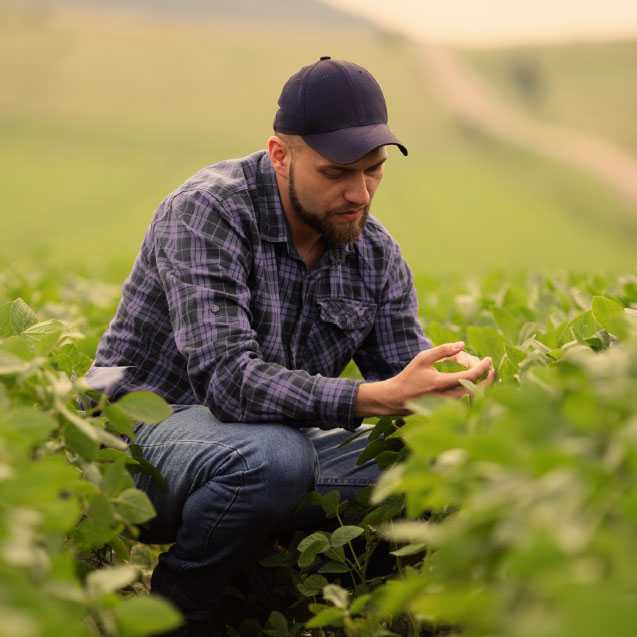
[418,341,465,366]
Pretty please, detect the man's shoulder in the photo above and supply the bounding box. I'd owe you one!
[153,149,270,237]
[170,149,267,207]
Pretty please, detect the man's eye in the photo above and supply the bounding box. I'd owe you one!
[324,171,343,179]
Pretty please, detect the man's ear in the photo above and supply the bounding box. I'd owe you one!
[267,135,291,180]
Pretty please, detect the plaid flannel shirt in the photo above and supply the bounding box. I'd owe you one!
[92,150,431,430]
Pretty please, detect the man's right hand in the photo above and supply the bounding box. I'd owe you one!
[354,342,495,418]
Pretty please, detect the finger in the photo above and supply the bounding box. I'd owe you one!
[431,386,470,399]
[419,341,465,366]
[452,351,479,369]
[435,356,492,390]
[479,365,496,387]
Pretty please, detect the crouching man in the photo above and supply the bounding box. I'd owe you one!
[90,56,494,636]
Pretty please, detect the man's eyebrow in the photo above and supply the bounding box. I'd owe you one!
[318,157,388,171]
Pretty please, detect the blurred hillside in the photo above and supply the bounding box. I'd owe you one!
[1,2,635,282]
[462,38,637,156]
[12,0,375,28]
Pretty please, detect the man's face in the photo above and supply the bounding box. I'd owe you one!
[286,142,387,245]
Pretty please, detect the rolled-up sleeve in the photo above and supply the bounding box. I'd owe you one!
[353,241,432,382]
[154,190,363,430]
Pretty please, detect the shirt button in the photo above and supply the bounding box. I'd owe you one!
[211,304,220,312]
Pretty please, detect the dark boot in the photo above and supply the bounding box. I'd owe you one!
[150,564,230,637]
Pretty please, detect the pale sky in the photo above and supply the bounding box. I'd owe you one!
[325,0,637,46]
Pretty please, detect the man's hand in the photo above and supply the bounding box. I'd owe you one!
[386,342,495,414]
[354,342,496,418]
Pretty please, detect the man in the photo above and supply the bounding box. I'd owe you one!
[90,57,494,635]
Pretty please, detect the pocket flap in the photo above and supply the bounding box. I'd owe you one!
[316,297,376,330]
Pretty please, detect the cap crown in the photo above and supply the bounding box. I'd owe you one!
[274,57,389,135]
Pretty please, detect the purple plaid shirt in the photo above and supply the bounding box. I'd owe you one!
[92,150,431,430]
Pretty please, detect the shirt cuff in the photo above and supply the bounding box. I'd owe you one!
[314,375,366,431]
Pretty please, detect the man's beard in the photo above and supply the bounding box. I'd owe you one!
[288,161,369,245]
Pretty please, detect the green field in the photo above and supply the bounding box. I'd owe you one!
[462,37,637,156]
[3,6,637,635]
[2,6,636,283]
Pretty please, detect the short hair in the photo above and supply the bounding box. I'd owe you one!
[275,132,305,157]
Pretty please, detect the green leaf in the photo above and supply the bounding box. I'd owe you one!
[0,298,38,336]
[297,574,329,598]
[376,449,403,469]
[22,319,64,355]
[104,404,137,438]
[350,594,372,615]
[63,419,99,461]
[318,560,350,574]
[324,546,347,564]
[87,565,139,598]
[96,448,139,465]
[0,408,58,457]
[306,607,345,629]
[592,296,628,339]
[307,489,341,517]
[0,349,31,375]
[110,534,131,562]
[264,610,288,637]
[426,321,462,346]
[94,426,129,451]
[129,444,168,492]
[115,392,172,425]
[298,541,327,568]
[51,342,92,376]
[355,439,386,465]
[114,595,182,637]
[73,494,123,550]
[390,543,428,557]
[331,525,364,547]
[113,488,156,525]
[102,459,135,497]
[492,307,524,343]
[570,310,602,342]
[298,531,330,554]
[467,326,506,363]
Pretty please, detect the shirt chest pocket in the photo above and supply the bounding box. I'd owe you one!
[303,296,377,375]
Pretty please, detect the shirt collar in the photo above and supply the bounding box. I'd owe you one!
[256,152,354,265]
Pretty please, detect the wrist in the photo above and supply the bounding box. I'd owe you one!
[354,378,405,417]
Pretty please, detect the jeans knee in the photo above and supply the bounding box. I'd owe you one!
[253,426,317,520]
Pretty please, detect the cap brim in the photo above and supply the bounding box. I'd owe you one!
[302,123,408,165]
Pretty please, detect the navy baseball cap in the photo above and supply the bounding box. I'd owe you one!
[273,56,408,165]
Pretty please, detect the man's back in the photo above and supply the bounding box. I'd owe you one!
[93,149,429,430]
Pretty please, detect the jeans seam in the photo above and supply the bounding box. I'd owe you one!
[135,437,251,559]
[202,448,248,555]
[317,477,375,486]
[135,439,240,450]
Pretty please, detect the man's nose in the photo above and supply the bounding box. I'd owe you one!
[344,174,371,207]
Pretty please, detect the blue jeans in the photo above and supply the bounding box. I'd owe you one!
[132,404,379,621]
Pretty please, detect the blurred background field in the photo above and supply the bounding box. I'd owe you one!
[462,39,637,156]
[1,0,636,286]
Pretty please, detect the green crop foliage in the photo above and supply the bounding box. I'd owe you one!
[297,271,637,637]
[0,270,182,637]
[2,265,637,636]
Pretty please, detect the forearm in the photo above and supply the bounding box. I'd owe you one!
[354,379,410,418]
[192,349,364,430]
